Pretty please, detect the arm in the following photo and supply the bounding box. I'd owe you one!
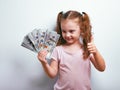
[87,38,106,72]
[37,50,58,78]
[90,49,106,72]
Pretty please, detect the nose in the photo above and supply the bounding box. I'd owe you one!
[66,32,70,37]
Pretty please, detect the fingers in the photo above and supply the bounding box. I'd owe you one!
[38,50,48,56]
[87,36,97,54]
[38,50,48,59]
[90,36,94,43]
[37,50,48,64]
[87,42,97,54]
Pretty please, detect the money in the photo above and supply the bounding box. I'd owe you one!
[27,29,40,52]
[44,30,60,53]
[21,35,36,52]
[21,28,60,59]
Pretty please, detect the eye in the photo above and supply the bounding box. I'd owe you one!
[62,30,66,33]
[69,30,75,33]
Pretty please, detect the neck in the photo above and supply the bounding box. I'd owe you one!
[63,41,82,48]
[62,42,82,53]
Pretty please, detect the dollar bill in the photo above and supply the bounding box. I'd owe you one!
[38,28,47,52]
[43,30,60,59]
[21,35,36,52]
[27,29,40,52]
[21,28,60,59]
[44,30,60,52]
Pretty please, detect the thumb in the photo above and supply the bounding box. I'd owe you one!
[90,36,94,43]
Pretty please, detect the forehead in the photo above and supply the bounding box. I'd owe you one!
[61,19,80,29]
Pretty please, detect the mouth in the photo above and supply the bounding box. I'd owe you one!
[65,38,73,43]
[65,38,72,41]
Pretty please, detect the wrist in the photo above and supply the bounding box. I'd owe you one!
[40,60,48,65]
[93,48,98,55]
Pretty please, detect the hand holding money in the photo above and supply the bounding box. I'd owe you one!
[21,28,60,59]
[37,50,48,64]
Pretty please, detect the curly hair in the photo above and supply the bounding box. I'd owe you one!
[55,10,92,59]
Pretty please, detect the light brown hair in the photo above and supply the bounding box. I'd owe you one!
[55,10,92,59]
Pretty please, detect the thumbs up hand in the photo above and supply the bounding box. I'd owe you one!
[87,37,97,54]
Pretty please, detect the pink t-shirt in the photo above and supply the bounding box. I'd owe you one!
[51,46,91,90]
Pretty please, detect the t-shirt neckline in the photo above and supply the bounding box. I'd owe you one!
[60,45,83,55]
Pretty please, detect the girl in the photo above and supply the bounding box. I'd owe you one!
[37,10,106,90]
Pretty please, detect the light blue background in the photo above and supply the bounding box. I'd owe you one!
[0,0,120,90]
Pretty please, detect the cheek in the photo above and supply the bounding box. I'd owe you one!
[75,31,81,37]
[62,33,65,38]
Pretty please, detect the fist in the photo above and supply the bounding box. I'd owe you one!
[37,50,48,64]
[87,37,97,54]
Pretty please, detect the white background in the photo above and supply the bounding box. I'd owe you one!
[0,0,120,90]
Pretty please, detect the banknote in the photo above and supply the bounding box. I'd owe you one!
[21,35,36,52]
[44,30,60,53]
[38,28,47,51]
[21,28,60,58]
[27,29,40,52]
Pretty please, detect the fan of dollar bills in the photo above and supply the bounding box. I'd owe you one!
[21,28,60,59]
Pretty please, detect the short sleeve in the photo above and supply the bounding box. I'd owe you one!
[51,47,59,61]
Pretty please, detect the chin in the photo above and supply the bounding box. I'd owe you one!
[66,41,74,44]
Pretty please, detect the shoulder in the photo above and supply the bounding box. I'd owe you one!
[56,45,62,48]
[54,45,62,51]
[51,45,63,55]
[51,45,63,61]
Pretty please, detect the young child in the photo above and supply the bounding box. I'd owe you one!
[37,10,106,90]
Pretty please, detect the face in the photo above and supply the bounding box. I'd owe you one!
[61,19,81,45]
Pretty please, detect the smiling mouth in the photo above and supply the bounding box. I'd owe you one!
[66,37,73,40]
[65,38,73,42]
